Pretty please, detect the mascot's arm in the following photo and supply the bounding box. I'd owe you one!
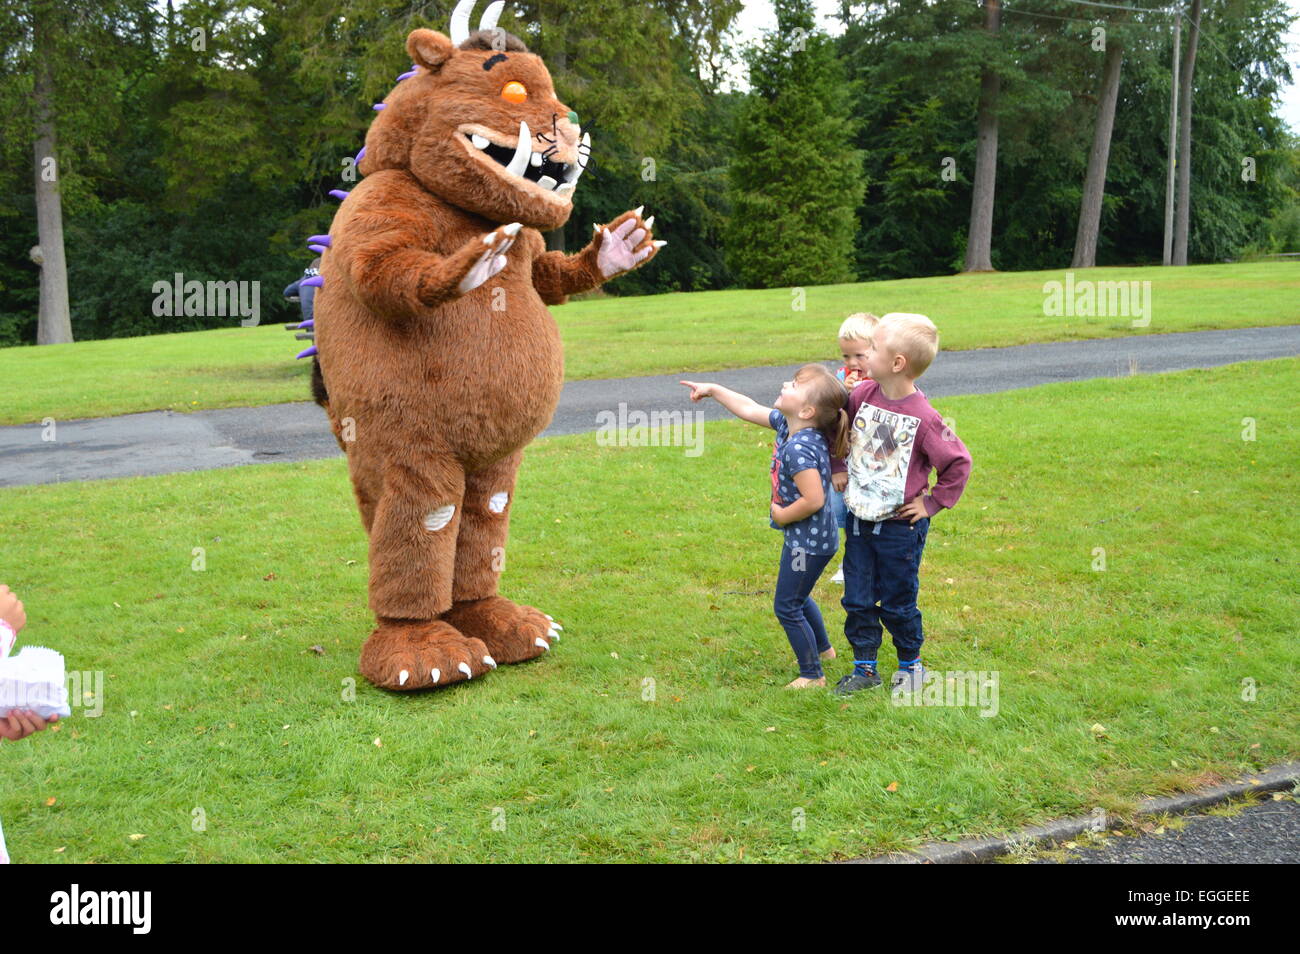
[342,178,520,320]
[531,211,665,306]
[531,235,603,307]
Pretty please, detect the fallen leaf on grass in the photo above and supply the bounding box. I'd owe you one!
[128,833,145,841]
[885,781,899,792]
[45,797,56,807]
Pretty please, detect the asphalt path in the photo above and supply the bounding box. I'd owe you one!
[1,325,1297,487]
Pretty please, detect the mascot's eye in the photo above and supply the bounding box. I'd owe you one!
[501,81,528,104]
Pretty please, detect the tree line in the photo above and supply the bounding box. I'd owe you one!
[1,0,1295,346]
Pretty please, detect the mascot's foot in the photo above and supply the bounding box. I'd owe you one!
[440,596,562,665]
[359,618,495,690]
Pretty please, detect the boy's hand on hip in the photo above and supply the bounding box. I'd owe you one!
[894,495,929,524]
[832,472,847,492]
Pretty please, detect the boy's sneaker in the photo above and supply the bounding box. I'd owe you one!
[833,670,881,695]
[830,564,845,584]
[890,663,927,695]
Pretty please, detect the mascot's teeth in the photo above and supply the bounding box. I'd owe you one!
[530,152,543,167]
[471,133,490,149]
[537,175,557,190]
[504,120,532,177]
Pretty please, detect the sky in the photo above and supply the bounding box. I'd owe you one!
[728,0,1300,133]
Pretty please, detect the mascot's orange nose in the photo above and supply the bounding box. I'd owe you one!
[502,81,527,103]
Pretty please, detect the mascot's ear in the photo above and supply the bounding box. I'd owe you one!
[407,29,455,73]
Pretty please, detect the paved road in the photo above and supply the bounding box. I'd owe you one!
[2,325,1297,488]
[1038,797,1300,864]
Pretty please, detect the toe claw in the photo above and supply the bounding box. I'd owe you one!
[431,668,441,683]
[458,662,473,680]
[483,654,497,669]
[535,637,550,651]
[399,669,409,687]
[548,626,561,640]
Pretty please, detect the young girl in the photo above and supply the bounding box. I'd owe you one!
[680,365,851,688]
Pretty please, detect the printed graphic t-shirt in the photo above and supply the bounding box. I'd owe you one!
[831,380,972,522]
[767,409,838,555]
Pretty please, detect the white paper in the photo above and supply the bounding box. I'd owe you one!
[0,645,72,720]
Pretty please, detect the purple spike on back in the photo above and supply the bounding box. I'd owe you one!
[299,319,314,330]
[308,244,327,254]
[373,104,386,111]
[355,146,367,162]
[329,189,350,201]
[301,276,324,288]
[396,69,417,81]
[296,345,318,360]
[307,235,332,247]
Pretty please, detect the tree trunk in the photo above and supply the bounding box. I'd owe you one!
[541,17,568,254]
[964,0,1000,272]
[1071,39,1125,268]
[1172,0,1201,266]
[33,8,73,345]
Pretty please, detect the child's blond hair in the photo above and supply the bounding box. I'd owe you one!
[838,312,879,343]
[877,312,939,378]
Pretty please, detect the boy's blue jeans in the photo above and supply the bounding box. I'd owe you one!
[841,513,930,663]
[774,543,835,679]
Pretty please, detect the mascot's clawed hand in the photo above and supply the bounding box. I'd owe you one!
[592,206,663,280]
[306,1,657,692]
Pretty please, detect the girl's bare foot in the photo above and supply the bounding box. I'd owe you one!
[820,646,837,661]
[785,676,826,689]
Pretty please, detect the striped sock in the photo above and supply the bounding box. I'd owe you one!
[897,657,923,671]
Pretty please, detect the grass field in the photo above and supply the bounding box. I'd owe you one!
[0,261,1296,426]
[0,358,1295,862]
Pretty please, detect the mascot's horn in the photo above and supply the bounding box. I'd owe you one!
[451,0,506,45]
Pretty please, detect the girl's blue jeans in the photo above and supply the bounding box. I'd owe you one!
[774,542,836,679]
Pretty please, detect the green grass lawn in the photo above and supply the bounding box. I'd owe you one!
[1,261,1296,426]
[0,358,1295,862]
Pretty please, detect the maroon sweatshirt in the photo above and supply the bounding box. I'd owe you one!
[830,379,971,522]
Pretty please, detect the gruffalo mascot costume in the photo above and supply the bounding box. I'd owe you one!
[307,0,663,691]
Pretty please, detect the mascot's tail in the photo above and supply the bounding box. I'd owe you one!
[310,355,329,408]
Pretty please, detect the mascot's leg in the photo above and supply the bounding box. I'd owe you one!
[354,452,495,690]
[439,450,561,664]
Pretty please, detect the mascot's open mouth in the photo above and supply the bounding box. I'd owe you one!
[461,121,589,200]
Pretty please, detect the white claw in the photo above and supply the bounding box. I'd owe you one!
[399,669,409,686]
[644,215,655,229]
[634,205,644,217]
[535,637,550,651]
[431,668,441,683]
[548,626,561,641]
[544,614,554,621]
[483,655,497,669]
[505,120,532,178]
[652,240,667,248]
[458,662,473,679]
[502,221,522,236]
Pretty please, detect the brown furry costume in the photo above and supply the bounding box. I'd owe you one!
[309,5,661,691]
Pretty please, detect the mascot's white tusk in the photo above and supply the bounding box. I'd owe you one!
[505,120,532,178]
[450,0,476,45]
[564,131,591,186]
[480,0,505,32]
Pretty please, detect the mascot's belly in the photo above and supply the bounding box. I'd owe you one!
[318,271,564,472]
